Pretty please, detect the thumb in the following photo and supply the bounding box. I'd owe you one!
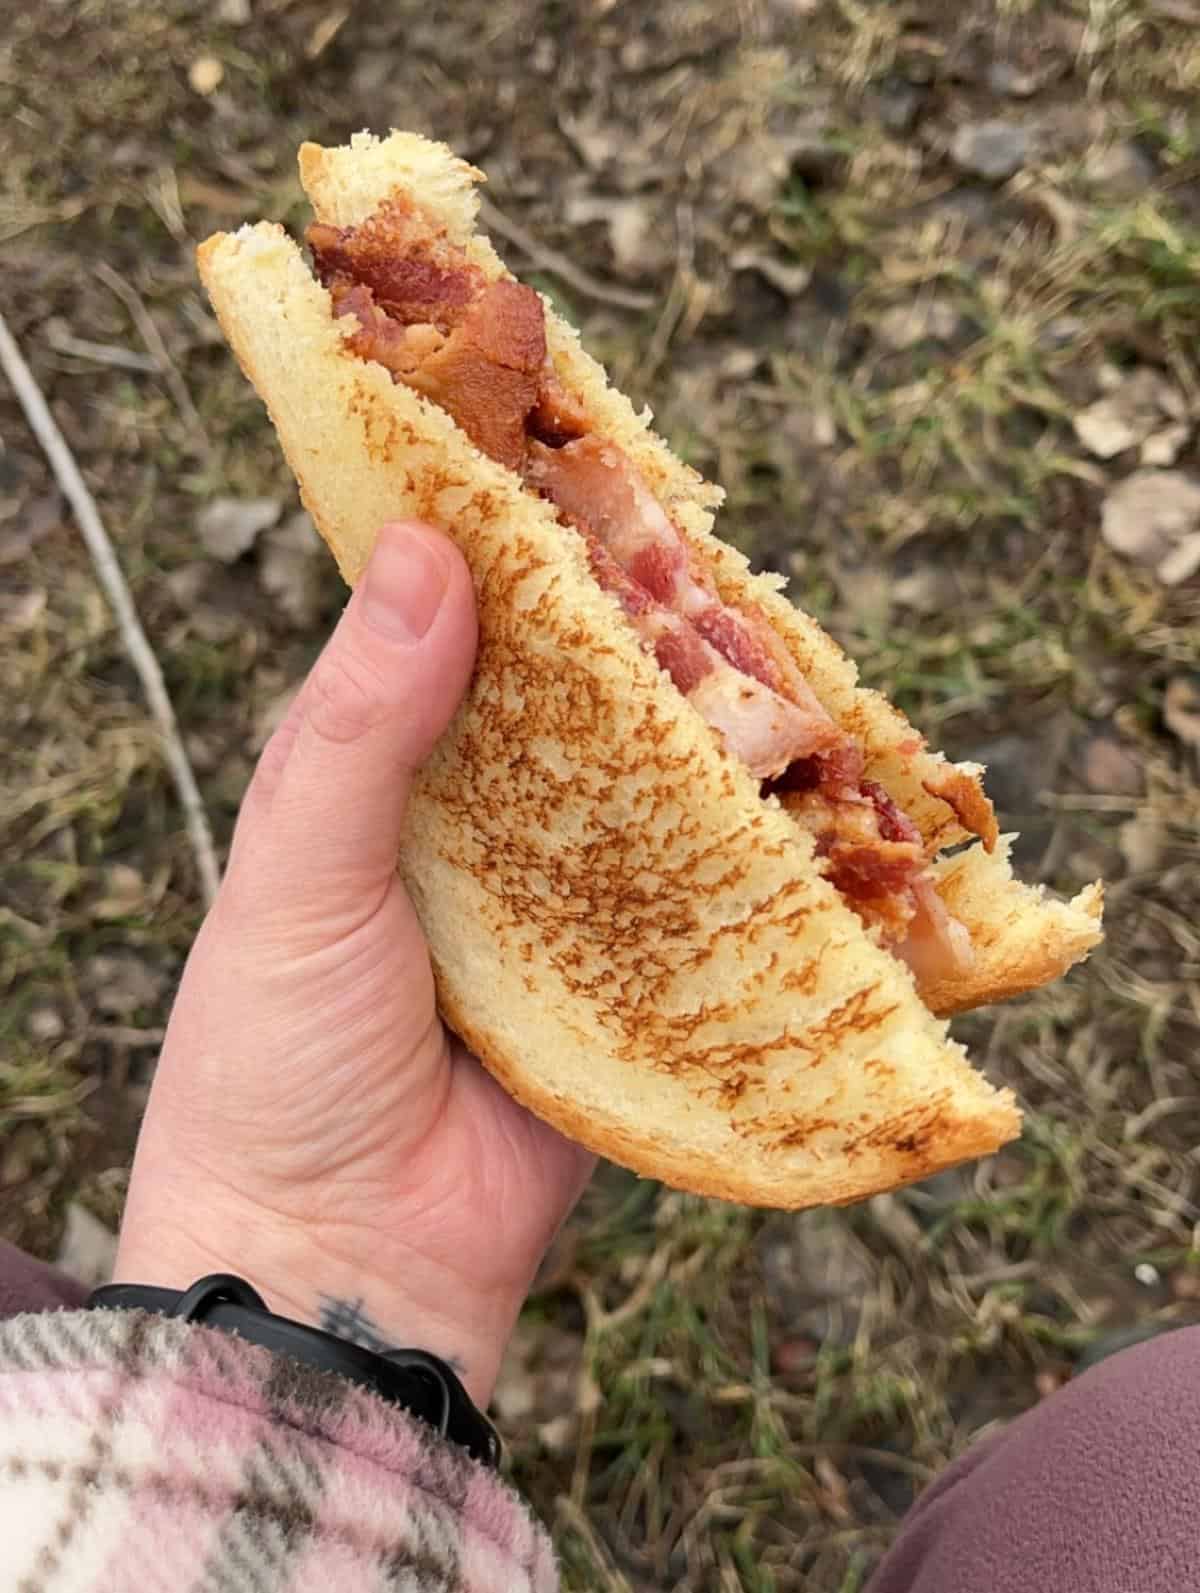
[228,520,477,920]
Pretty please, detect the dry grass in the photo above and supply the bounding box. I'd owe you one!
[2,1,1199,1587]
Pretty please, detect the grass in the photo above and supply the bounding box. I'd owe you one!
[2,1,1199,1587]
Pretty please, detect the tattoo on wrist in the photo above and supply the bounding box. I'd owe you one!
[317,1293,465,1373]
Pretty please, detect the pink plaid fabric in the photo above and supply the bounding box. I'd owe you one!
[0,1307,557,1592]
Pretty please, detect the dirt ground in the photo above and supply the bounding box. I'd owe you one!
[3,1,1200,1587]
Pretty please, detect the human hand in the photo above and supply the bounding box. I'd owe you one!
[116,521,595,1406]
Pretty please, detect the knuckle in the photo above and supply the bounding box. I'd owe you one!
[305,647,391,746]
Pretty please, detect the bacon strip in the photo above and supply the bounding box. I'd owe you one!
[310,206,979,977]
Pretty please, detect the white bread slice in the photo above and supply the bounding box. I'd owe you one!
[194,131,1101,1207]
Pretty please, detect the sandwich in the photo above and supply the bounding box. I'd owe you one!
[197,130,1103,1209]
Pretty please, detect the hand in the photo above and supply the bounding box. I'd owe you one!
[116,521,595,1406]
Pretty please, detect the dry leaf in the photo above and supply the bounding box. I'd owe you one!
[564,194,669,277]
[876,298,962,351]
[1141,423,1191,468]
[1100,470,1200,578]
[1074,368,1185,460]
[306,8,349,59]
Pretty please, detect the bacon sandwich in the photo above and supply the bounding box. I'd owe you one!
[197,131,1103,1208]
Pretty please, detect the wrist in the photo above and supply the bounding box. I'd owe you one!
[114,1195,519,1409]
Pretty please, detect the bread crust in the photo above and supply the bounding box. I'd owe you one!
[194,130,1103,1208]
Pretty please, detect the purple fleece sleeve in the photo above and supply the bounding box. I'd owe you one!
[0,1238,87,1317]
[868,1325,1200,1593]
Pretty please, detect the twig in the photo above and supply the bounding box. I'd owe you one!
[476,194,655,313]
[94,261,211,456]
[0,308,221,907]
[45,324,160,373]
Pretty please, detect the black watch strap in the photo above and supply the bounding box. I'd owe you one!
[88,1274,501,1470]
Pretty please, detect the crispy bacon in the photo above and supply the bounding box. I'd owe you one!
[308,206,483,330]
[330,281,446,379]
[314,203,980,975]
[528,373,589,447]
[406,280,546,472]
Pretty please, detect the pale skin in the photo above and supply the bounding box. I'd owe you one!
[116,521,595,1408]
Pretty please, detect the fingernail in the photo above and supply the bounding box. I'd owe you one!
[362,524,451,643]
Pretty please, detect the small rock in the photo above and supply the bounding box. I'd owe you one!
[197,496,281,563]
[217,0,251,19]
[188,56,225,96]
[1035,1368,1067,1399]
[1083,737,1143,796]
[27,1006,65,1043]
[1083,140,1157,200]
[876,298,962,351]
[1100,470,1200,579]
[950,120,1032,181]
[56,1204,118,1289]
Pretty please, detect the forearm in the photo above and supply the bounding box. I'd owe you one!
[115,1174,523,1409]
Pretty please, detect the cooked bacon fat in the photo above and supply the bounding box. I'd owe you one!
[310,205,978,971]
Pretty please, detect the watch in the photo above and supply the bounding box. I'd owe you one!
[88,1272,501,1470]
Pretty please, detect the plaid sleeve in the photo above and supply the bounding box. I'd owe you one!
[0,1307,557,1593]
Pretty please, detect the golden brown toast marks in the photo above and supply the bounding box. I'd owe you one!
[193,130,1104,1208]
